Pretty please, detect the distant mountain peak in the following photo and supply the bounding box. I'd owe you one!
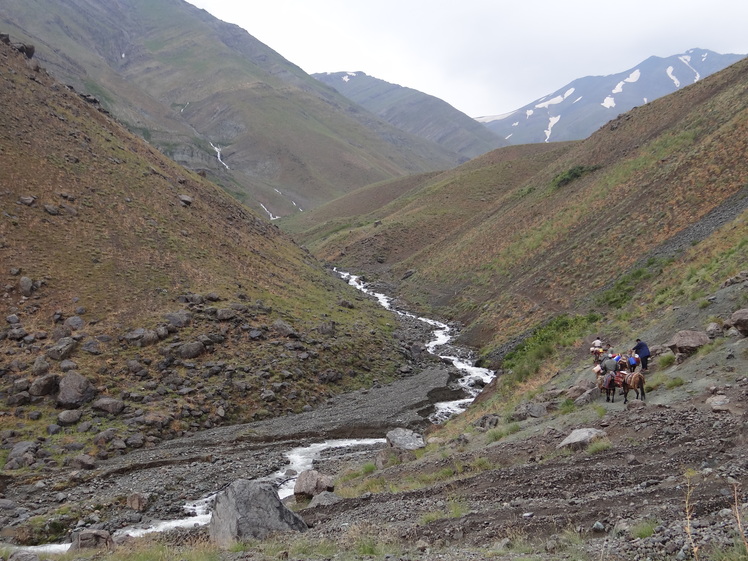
[480,48,746,144]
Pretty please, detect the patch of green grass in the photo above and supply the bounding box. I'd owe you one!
[586,438,612,455]
[596,267,654,309]
[486,422,521,442]
[559,398,576,415]
[500,313,601,388]
[593,405,607,418]
[631,519,657,539]
[659,354,676,368]
[665,376,685,389]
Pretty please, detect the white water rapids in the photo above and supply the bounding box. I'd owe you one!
[13,270,494,553]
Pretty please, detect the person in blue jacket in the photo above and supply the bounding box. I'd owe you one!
[632,338,651,372]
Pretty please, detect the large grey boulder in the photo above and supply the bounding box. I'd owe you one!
[209,480,307,547]
[667,330,710,355]
[56,371,96,409]
[386,427,425,450]
[557,428,607,451]
[293,469,334,499]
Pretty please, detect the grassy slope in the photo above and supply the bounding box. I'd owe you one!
[290,56,748,359]
[0,43,404,447]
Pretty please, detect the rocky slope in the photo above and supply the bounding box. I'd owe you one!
[1,267,746,561]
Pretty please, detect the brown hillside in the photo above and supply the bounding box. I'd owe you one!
[0,42,406,461]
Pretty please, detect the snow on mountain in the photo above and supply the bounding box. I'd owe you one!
[480,48,746,144]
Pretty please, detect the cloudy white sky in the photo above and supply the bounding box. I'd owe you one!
[186,1,748,117]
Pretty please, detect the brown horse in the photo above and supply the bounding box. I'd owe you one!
[622,371,646,404]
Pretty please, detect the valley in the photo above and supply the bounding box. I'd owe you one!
[0,3,747,559]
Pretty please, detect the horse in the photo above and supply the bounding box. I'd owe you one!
[597,371,624,403]
[622,371,646,404]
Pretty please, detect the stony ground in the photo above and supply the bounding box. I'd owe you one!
[2,284,748,561]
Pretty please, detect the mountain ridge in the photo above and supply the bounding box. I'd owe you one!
[478,48,746,144]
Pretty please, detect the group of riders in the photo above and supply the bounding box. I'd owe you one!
[590,336,651,403]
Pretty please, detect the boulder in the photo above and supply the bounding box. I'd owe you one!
[63,316,85,331]
[511,401,548,421]
[69,454,96,470]
[705,322,723,339]
[19,276,33,297]
[30,355,50,376]
[29,373,60,396]
[728,309,748,336]
[293,469,334,499]
[556,428,607,451]
[386,427,425,450]
[178,341,205,359]
[164,310,192,328]
[56,371,96,409]
[127,492,150,512]
[92,397,125,415]
[667,330,710,355]
[46,337,77,360]
[69,529,113,550]
[209,480,307,547]
[58,409,83,425]
[573,388,598,407]
[308,491,343,508]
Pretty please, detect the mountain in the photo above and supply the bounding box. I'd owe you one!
[313,71,506,160]
[478,48,746,144]
[0,0,463,219]
[0,39,412,464]
[284,54,748,361]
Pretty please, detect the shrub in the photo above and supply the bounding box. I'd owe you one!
[552,165,600,188]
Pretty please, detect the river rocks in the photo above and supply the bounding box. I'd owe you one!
[69,529,113,550]
[307,491,342,508]
[56,371,96,408]
[294,469,334,499]
[9,552,40,561]
[386,427,425,450]
[667,330,710,355]
[209,480,307,547]
[127,492,150,512]
[556,428,607,451]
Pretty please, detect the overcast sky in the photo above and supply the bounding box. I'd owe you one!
[185,1,748,117]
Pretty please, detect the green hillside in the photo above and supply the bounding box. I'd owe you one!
[290,56,748,363]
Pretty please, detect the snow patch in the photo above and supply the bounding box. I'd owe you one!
[475,110,517,123]
[544,115,561,142]
[666,66,681,88]
[535,87,575,109]
[512,121,519,127]
[601,96,615,108]
[679,55,701,82]
[526,109,534,118]
[209,142,230,170]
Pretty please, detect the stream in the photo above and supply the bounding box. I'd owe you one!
[16,271,494,553]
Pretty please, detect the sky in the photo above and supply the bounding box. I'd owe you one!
[185,1,748,117]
